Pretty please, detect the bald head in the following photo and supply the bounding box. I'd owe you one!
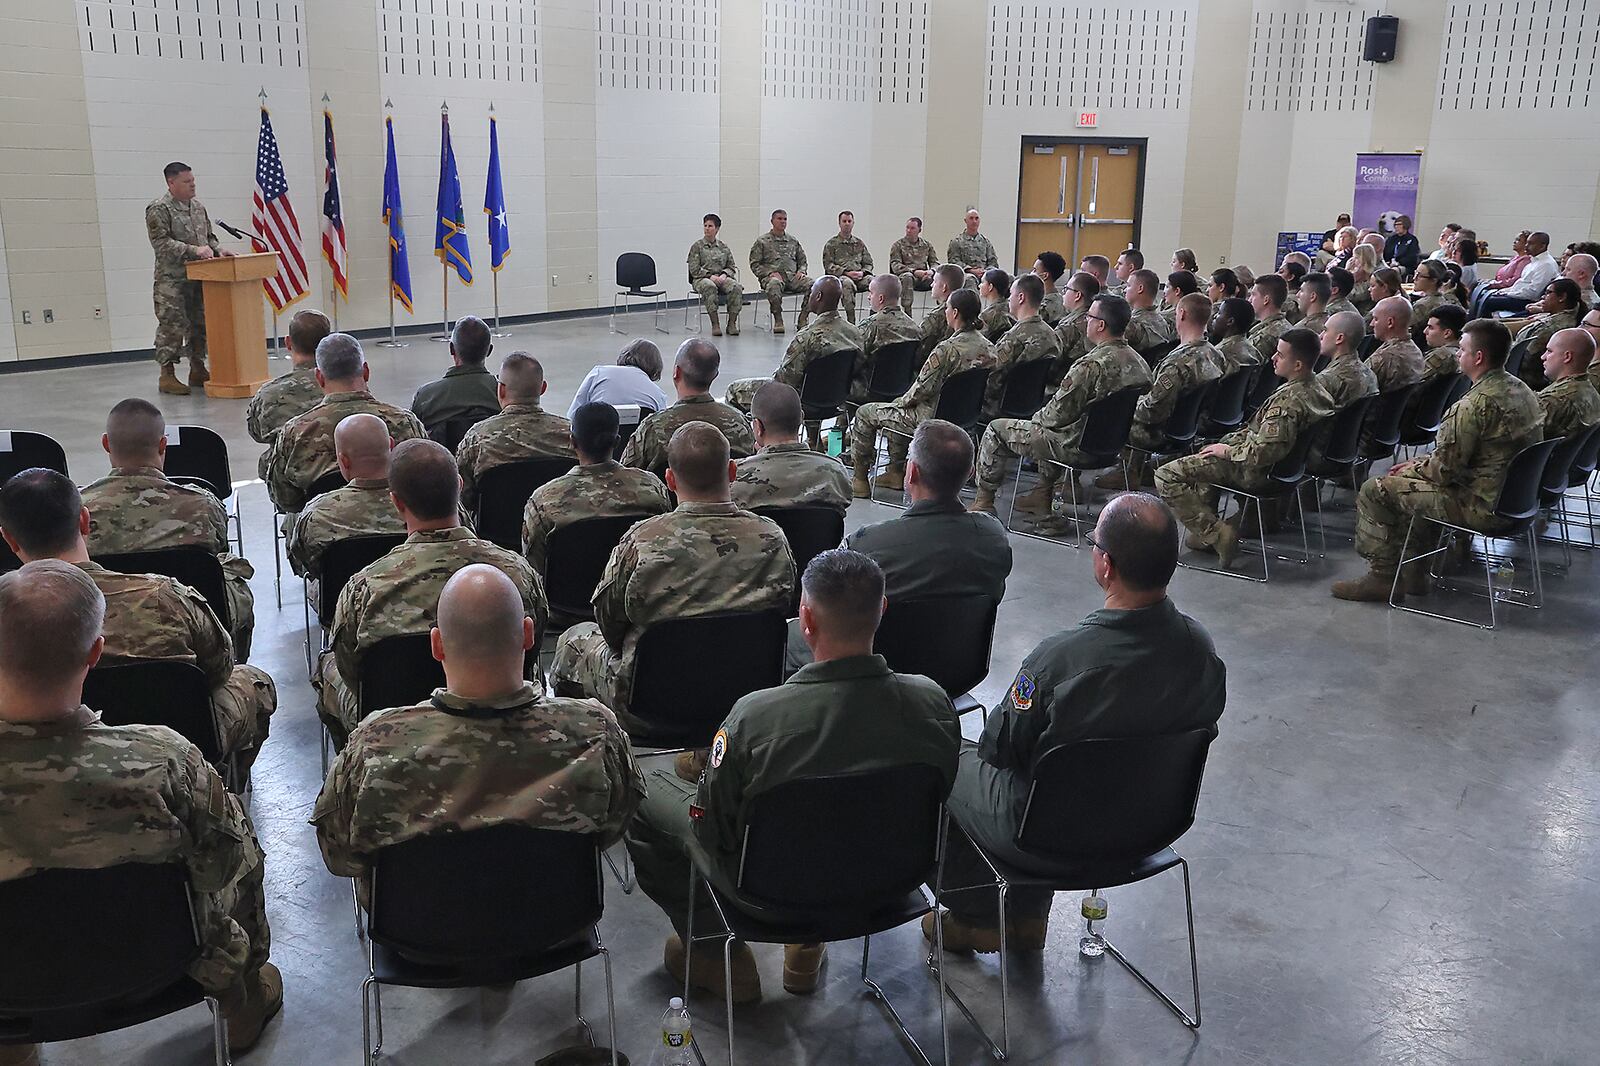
[666,421,732,499]
[104,398,165,466]
[497,351,546,404]
[388,438,461,522]
[334,413,392,480]
[1543,327,1596,380]
[809,275,842,313]
[0,560,104,698]
[435,563,533,672]
[1372,296,1411,340]
[1325,310,1366,353]
[1564,253,1597,287]
[1092,492,1179,596]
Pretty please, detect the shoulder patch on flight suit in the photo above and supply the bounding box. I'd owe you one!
[1008,670,1036,712]
[709,729,729,768]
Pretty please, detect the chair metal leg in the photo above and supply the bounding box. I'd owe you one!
[351,878,366,943]
[205,995,232,1066]
[603,843,635,893]
[360,974,378,1066]
[862,932,942,1066]
[1100,859,1202,1029]
[272,511,284,608]
[600,943,620,1066]
[573,957,593,1046]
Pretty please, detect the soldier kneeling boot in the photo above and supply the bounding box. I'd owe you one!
[158,364,191,396]
[665,934,762,1004]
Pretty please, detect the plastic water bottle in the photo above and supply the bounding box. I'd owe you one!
[649,996,694,1066]
[1079,893,1108,958]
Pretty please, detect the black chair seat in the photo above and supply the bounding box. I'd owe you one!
[0,975,210,1045]
[978,844,1183,894]
[370,926,601,990]
[702,881,931,948]
[619,286,666,297]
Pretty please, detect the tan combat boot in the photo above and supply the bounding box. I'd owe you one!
[158,365,190,396]
[707,308,722,337]
[188,360,211,388]
[1214,522,1242,568]
[0,1044,40,1066]
[872,462,905,491]
[783,943,827,995]
[772,306,785,334]
[1013,481,1056,513]
[665,934,762,1004]
[922,911,1004,954]
[726,311,740,336]
[222,962,284,1054]
[850,457,872,499]
[1331,567,1401,602]
[1184,529,1216,554]
[968,488,997,514]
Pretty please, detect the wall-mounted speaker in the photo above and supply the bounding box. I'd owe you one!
[1363,16,1399,63]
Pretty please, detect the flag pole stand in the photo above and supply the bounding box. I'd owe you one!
[330,281,339,331]
[270,308,281,359]
[431,263,451,341]
[490,271,511,337]
[376,269,407,348]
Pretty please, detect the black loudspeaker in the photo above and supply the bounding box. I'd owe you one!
[1363,16,1399,62]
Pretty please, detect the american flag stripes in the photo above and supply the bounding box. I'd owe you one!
[252,106,308,312]
[320,110,348,301]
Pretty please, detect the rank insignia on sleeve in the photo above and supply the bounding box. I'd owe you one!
[1008,670,1036,712]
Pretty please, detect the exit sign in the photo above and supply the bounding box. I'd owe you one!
[1076,110,1099,128]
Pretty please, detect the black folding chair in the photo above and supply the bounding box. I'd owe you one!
[627,609,788,750]
[1128,379,1217,479]
[273,469,350,610]
[305,534,406,681]
[1242,362,1283,417]
[1141,338,1179,368]
[474,457,578,551]
[0,428,68,483]
[798,349,860,428]
[356,633,447,727]
[1534,424,1600,569]
[684,285,733,333]
[753,505,845,613]
[1007,385,1145,547]
[428,415,487,453]
[0,863,228,1065]
[874,367,991,508]
[1305,394,1377,493]
[1548,422,1600,547]
[942,731,1212,1059]
[682,764,951,1066]
[360,826,617,1066]
[611,252,668,334]
[544,514,650,620]
[1503,337,1534,380]
[308,468,349,500]
[94,547,230,632]
[1357,382,1421,470]
[873,595,998,715]
[857,340,921,404]
[1198,367,1252,439]
[1357,334,1381,360]
[1397,374,1470,457]
[162,425,241,553]
[991,356,1055,421]
[81,660,237,790]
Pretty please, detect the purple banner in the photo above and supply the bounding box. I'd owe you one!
[1352,153,1421,237]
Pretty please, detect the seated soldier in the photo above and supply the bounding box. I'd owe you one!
[0,561,281,1058]
[1124,268,1177,356]
[889,216,940,316]
[318,439,547,746]
[1033,251,1068,326]
[949,209,999,289]
[1106,248,1141,297]
[1079,254,1112,291]
[411,315,501,444]
[1206,267,1243,304]
[1154,327,1335,567]
[285,413,405,602]
[0,471,277,778]
[852,274,923,410]
[978,268,1017,342]
[1407,261,1461,338]
[732,382,852,515]
[851,287,996,498]
[313,564,646,909]
[552,422,795,735]
[1316,311,1379,411]
[522,402,671,576]
[1512,278,1584,391]
[1535,328,1600,440]
[266,333,427,514]
[1051,271,1104,385]
[1420,303,1469,385]
[1296,272,1333,335]
[625,548,960,1001]
[982,273,1062,420]
[1332,320,1543,602]
[1160,269,1200,331]
[1247,273,1292,366]
[969,294,1151,516]
[1324,265,1359,317]
[1368,296,1426,392]
[931,494,1225,951]
[724,276,863,443]
[917,263,968,363]
[81,398,257,660]
[620,338,755,479]
[687,212,743,337]
[1209,295,1260,375]
[749,209,812,334]
[1362,267,1404,329]
[454,351,575,512]
[1278,255,1309,323]
[246,307,331,478]
[822,210,874,324]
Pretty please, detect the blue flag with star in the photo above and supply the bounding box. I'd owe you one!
[434,111,472,285]
[382,116,413,312]
[484,115,510,271]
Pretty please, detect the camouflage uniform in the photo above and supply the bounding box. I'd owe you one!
[1248,311,1290,365]
[1039,288,1066,326]
[822,233,875,322]
[1050,307,1092,386]
[976,341,1151,490]
[687,237,744,317]
[1316,357,1380,411]
[81,466,255,661]
[889,236,940,314]
[1409,291,1461,333]
[979,301,1016,343]
[1353,370,1542,571]
[146,191,220,371]
[918,298,952,363]
[284,476,407,610]
[454,402,575,511]
[521,461,671,575]
[854,307,922,403]
[311,680,646,905]
[983,316,1062,418]
[318,527,548,741]
[1369,338,1425,393]
[1537,375,1600,440]
[1421,346,1460,384]
[852,328,996,469]
[1300,309,1329,336]
[1129,340,1223,450]
[550,502,795,731]
[732,440,853,514]
[1125,305,1177,356]
[79,560,276,773]
[1282,292,1304,324]
[947,231,998,285]
[265,391,427,513]
[749,231,811,316]
[1514,309,1579,390]
[619,395,755,480]
[1215,333,1261,376]
[724,311,864,414]
[1155,375,1336,541]
[0,707,270,995]
[245,365,321,479]
[1338,289,1369,316]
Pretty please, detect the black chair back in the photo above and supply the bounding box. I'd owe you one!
[1537,429,1592,509]
[161,425,233,501]
[358,633,446,721]
[736,764,945,911]
[0,540,19,576]
[1504,338,1533,380]
[1399,373,1470,445]
[1568,421,1600,483]
[1142,339,1178,368]
[544,513,647,617]
[1495,437,1561,523]
[1359,383,1420,459]
[1317,394,1377,467]
[1244,363,1283,414]
[612,404,643,460]
[1157,379,1216,450]
[754,506,845,603]
[0,429,68,483]
[317,534,406,627]
[629,609,787,747]
[474,457,578,551]
[1017,730,1212,861]
[1074,385,1145,467]
[873,595,998,700]
[82,661,220,764]
[429,416,484,453]
[1265,414,1326,485]
[864,340,921,401]
[616,252,660,293]
[369,825,602,965]
[798,350,860,419]
[1200,367,1252,436]
[996,357,1055,419]
[308,468,349,501]
[1357,334,1381,360]
[932,367,991,431]
[94,547,229,628]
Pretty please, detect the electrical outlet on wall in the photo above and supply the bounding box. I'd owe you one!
[94,307,103,319]
[20,310,30,325]
[1218,256,1227,265]
[43,309,54,324]
[588,273,594,283]
[551,274,559,286]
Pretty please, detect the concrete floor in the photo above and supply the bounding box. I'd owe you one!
[3,307,1596,1066]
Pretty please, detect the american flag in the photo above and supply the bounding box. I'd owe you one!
[252,106,307,312]
[320,110,347,301]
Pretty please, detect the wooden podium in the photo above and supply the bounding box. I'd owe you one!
[186,251,279,398]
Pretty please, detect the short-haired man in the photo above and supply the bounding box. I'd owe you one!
[627,548,960,1001]
[688,213,743,336]
[918,263,968,362]
[1368,296,1426,392]
[246,307,332,477]
[521,402,670,576]
[1247,274,1292,366]
[454,351,575,511]
[1033,251,1069,325]
[81,398,257,659]
[1107,248,1144,297]
[750,209,812,334]
[1324,266,1359,317]
[1079,254,1111,287]
[1051,271,1103,384]
[313,564,646,908]
[266,333,427,513]
[1427,222,1463,263]
[318,439,548,745]
[286,413,405,597]
[854,274,922,406]
[890,216,940,316]
[1123,268,1176,355]
[1155,327,1335,567]
[733,382,852,514]
[0,560,281,1057]
[1332,320,1544,601]
[1478,231,1558,316]
[1420,303,1469,384]
[1296,273,1333,335]
[982,273,1062,419]
[724,276,863,439]
[1535,328,1600,440]
[823,210,875,324]
[411,315,501,442]
[1563,252,1598,309]
[552,423,796,732]
[1513,278,1585,390]
[0,470,277,778]
[851,287,996,498]
[948,209,998,288]
[620,338,756,479]
[1209,296,1259,375]
[147,161,230,395]
[970,294,1151,515]
[1316,311,1378,410]
[931,494,1225,951]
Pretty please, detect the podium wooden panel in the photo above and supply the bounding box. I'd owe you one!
[186,252,279,398]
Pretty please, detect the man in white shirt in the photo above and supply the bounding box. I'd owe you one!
[1480,231,1559,316]
[565,339,671,420]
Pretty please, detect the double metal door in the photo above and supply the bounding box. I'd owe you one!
[1016,140,1142,272]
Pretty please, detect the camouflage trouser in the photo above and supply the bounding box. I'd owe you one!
[221,554,256,662]
[723,377,764,414]
[761,272,811,310]
[153,275,207,368]
[1354,469,1503,571]
[962,273,981,291]
[1153,453,1269,541]
[851,401,923,468]
[212,664,277,774]
[834,274,869,321]
[692,277,743,317]
[192,853,272,996]
[975,418,1092,491]
[897,271,935,315]
[315,650,358,745]
[1128,417,1167,453]
[551,623,637,731]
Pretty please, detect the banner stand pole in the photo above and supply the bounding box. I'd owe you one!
[490,271,511,337]
[376,254,408,348]
[431,263,451,341]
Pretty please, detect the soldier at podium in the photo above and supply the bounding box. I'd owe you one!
[146,162,233,397]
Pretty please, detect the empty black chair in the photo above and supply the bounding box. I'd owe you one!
[162,425,233,501]
[95,547,230,630]
[360,826,616,1066]
[0,863,228,1064]
[1503,337,1534,380]
[627,609,787,748]
[1358,382,1421,465]
[315,535,406,629]
[544,514,649,619]
[1357,334,1381,360]
[82,661,224,768]
[754,505,845,612]
[1305,394,1377,489]
[611,252,668,333]
[1397,373,1471,450]
[929,365,991,433]
[1010,385,1144,546]
[796,348,859,424]
[873,594,997,714]
[0,429,68,484]
[859,339,920,403]
[1198,366,1253,438]
[993,356,1055,420]
[474,457,578,551]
